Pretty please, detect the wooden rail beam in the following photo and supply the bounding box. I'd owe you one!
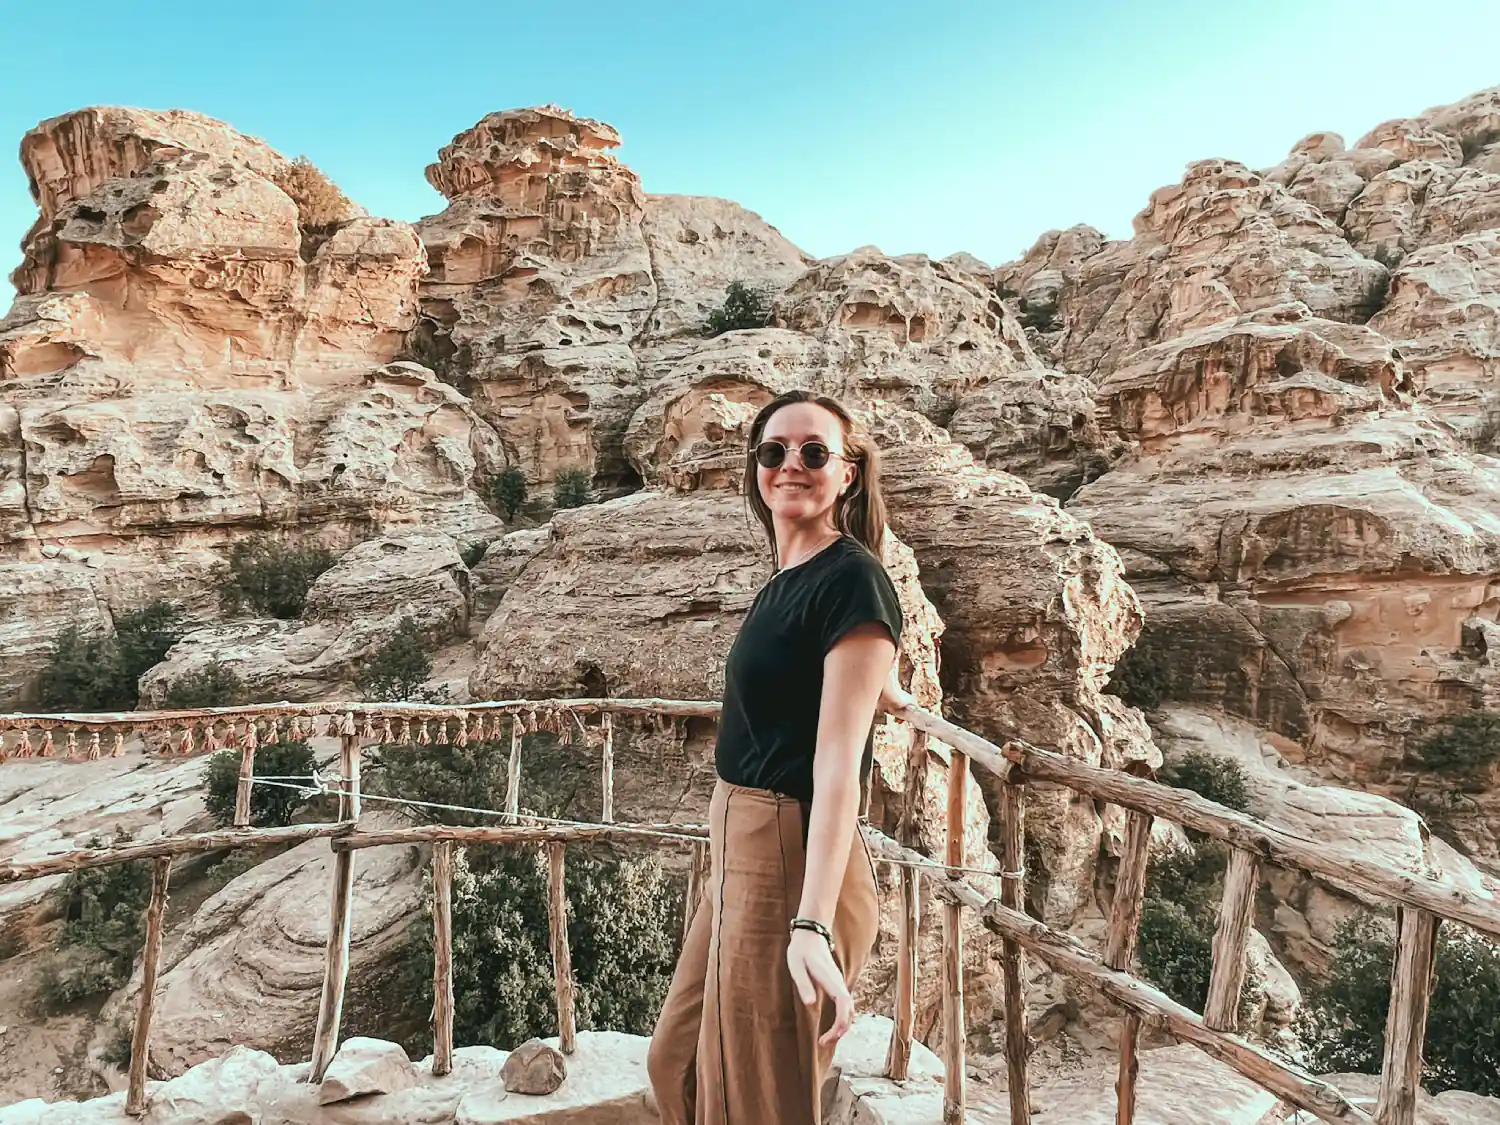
[1,823,350,883]
[330,823,708,852]
[996,739,1500,941]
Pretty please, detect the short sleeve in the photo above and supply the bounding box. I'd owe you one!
[815,550,904,656]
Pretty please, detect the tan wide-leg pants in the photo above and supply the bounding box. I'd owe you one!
[647,779,880,1125]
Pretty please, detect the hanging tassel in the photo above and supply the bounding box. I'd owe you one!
[454,713,469,747]
[179,726,195,756]
[204,723,221,753]
[396,717,411,744]
[0,736,9,765]
[526,709,538,735]
[380,716,394,744]
[418,719,431,746]
[362,714,377,742]
[111,729,126,757]
[16,729,34,758]
[66,730,79,759]
[87,730,102,760]
[40,728,55,758]
[245,720,259,752]
[484,713,502,741]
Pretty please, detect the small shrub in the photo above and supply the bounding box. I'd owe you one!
[38,624,124,712]
[1413,711,1500,786]
[1158,750,1253,815]
[1299,913,1500,1096]
[218,539,338,619]
[490,467,529,522]
[38,601,189,712]
[271,155,354,230]
[35,834,153,1011]
[398,845,683,1051]
[100,1018,134,1070]
[460,540,489,568]
[553,468,592,511]
[1137,897,1216,1012]
[356,617,435,703]
[203,849,261,890]
[1104,642,1171,711]
[162,661,244,709]
[203,740,318,828]
[113,602,190,683]
[706,281,771,336]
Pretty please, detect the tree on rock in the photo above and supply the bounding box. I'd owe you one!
[706,281,771,336]
[553,468,592,510]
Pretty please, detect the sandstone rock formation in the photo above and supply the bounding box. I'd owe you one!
[139,533,474,705]
[994,85,1500,859]
[0,108,502,702]
[0,1017,946,1125]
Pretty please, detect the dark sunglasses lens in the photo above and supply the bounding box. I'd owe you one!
[800,442,830,469]
[755,441,786,468]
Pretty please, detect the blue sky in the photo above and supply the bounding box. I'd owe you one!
[3,0,1500,295]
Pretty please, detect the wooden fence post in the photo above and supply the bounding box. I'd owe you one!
[942,748,968,1123]
[886,727,929,1082]
[1374,908,1440,1125]
[431,841,455,1077]
[125,856,172,1116]
[309,719,361,1082]
[997,778,1032,1124]
[600,713,614,823]
[1105,809,1154,1125]
[233,722,258,828]
[506,715,522,821]
[547,842,577,1053]
[1204,849,1261,1031]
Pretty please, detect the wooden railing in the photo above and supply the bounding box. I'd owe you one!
[2,698,1497,1125]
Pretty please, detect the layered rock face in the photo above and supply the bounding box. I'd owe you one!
[0,108,502,701]
[995,86,1500,851]
[412,106,809,494]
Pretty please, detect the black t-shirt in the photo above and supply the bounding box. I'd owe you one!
[714,535,904,802]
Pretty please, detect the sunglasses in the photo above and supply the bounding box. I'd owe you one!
[753,439,850,471]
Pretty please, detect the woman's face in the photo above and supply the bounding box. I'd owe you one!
[756,402,858,527]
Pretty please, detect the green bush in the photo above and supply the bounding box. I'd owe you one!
[161,661,244,709]
[203,740,318,827]
[399,844,683,1051]
[490,467,528,522]
[1104,642,1171,711]
[1412,711,1500,786]
[356,616,434,703]
[1137,896,1217,1011]
[706,280,771,336]
[1300,913,1500,1096]
[35,834,153,1011]
[553,468,592,510]
[39,601,188,712]
[1158,749,1253,815]
[460,540,489,568]
[375,734,684,1050]
[218,539,338,619]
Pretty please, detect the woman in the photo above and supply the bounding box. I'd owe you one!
[647,389,912,1124]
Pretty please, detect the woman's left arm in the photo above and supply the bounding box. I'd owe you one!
[785,620,896,1043]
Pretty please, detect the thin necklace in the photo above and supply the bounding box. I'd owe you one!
[778,531,842,573]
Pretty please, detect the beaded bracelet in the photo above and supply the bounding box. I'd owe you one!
[789,916,833,947]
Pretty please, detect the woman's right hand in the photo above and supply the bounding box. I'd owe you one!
[786,929,855,1046]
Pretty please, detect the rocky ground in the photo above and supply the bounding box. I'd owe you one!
[2,85,1500,1118]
